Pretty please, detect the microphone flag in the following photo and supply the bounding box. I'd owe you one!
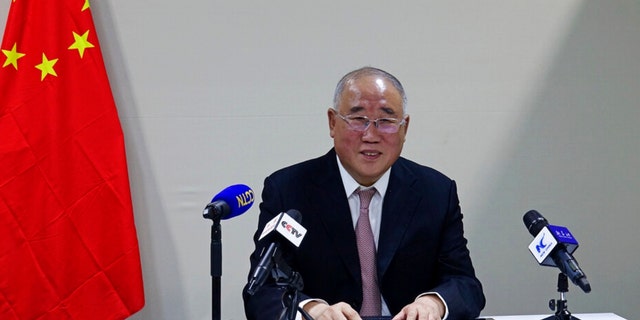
[259,211,307,247]
[528,225,579,266]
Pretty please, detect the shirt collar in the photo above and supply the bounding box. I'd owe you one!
[336,155,390,198]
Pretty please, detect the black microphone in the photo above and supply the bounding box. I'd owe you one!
[523,210,591,293]
[203,184,255,220]
[246,209,306,295]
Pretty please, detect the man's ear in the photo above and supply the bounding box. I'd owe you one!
[405,114,410,129]
[328,107,337,138]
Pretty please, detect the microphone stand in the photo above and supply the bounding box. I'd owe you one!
[203,204,224,320]
[543,273,580,320]
[271,251,313,320]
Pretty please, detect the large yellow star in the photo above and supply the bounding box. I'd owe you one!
[82,0,90,11]
[2,43,26,69]
[35,53,58,81]
[68,30,95,58]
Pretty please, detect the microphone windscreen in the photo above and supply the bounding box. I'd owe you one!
[285,209,302,223]
[211,184,255,219]
[523,210,549,236]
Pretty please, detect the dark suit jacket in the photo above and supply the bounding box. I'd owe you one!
[243,149,485,319]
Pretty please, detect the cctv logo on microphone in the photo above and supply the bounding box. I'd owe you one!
[258,212,307,247]
[275,213,307,247]
[281,220,304,239]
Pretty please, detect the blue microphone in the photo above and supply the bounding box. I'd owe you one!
[203,184,255,220]
[203,184,254,319]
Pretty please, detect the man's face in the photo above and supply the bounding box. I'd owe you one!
[328,75,409,186]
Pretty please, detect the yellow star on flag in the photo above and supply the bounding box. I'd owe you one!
[35,53,58,81]
[2,43,26,70]
[68,30,95,58]
[82,0,90,11]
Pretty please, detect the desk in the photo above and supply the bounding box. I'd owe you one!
[364,314,627,320]
[487,313,626,320]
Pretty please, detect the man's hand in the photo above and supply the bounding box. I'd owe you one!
[304,301,361,320]
[391,295,445,320]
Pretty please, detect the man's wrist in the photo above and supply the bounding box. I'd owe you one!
[416,292,449,319]
[299,298,328,319]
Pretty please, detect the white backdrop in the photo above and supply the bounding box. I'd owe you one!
[2,1,639,319]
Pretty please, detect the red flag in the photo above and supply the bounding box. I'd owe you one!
[0,0,145,319]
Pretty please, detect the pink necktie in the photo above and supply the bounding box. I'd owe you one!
[355,188,381,316]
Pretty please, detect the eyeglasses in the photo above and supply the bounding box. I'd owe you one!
[334,112,407,134]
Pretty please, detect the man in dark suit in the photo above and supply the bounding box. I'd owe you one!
[243,67,485,320]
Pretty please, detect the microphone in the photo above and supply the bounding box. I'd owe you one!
[523,210,591,293]
[246,209,307,295]
[203,184,255,220]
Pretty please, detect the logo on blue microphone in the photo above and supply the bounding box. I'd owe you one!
[535,233,551,254]
[528,227,558,264]
[235,189,255,208]
[547,225,578,246]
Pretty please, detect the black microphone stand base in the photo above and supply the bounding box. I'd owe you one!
[541,301,581,320]
[542,316,580,320]
[540,273,581,320]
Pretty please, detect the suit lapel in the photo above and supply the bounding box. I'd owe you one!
[377,159,422,277]
[309,151,361,283]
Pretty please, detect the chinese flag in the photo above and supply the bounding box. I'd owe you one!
[0,0,144,319]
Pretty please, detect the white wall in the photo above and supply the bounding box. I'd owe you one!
[2,1,639,319]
